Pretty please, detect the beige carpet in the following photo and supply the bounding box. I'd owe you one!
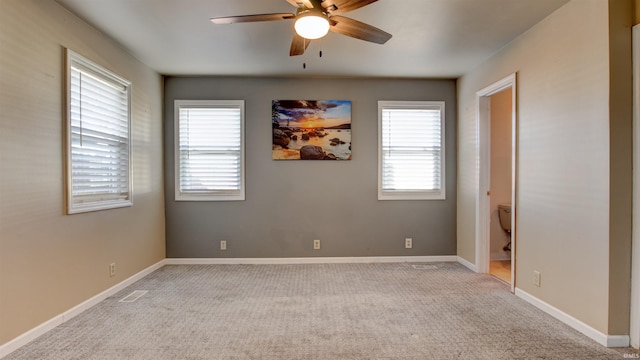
[5,262,639,359]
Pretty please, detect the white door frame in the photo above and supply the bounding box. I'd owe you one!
[475,73,517,292]
[630,24,640,349]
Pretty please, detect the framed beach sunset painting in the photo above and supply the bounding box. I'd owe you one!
[272,100,352,160]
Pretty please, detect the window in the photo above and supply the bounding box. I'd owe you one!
[174,100,245,201]
[378,101,445,200]
[65,49,132,214]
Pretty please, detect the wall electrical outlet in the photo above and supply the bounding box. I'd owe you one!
[533,270,541,287]
[109,263,116,277]
[220,240,227,251]
[405,238,413,249]
[313,239,321,250]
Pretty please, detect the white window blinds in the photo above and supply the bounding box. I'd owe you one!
[175,100,245,201]
[66,50,131,214]
[378,101,445,200]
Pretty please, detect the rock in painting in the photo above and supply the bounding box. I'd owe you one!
[301,133,310,141]
[273,129,290,148]
[300,145,325,160]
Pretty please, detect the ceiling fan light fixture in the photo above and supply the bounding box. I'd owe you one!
[294,13,330,40]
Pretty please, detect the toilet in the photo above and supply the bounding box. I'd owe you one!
[498,203,511,251]
[498,203,511,234]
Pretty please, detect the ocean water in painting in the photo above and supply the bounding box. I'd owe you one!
[272,100,352,160]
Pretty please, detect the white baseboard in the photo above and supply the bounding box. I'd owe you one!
[165,256,458,265]
[515,288,630,348]
[457,256,478,272]
[0,259,167,359]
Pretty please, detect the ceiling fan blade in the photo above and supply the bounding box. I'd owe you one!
[210,13,295,25]
[329,15,391,44]
[290,33,311,56]
[323,0,378,15]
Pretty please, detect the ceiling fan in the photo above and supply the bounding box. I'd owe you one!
[210,0,392,56]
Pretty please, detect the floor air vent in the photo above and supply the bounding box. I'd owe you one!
[119,290,148,303]
[412,264,438,270]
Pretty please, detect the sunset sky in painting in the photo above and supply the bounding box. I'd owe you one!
[273,100,351,129]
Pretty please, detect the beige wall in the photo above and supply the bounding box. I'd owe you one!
[489,89,512,260]
[457,0,632,334]
[0,0,165,345]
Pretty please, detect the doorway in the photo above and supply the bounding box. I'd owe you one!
[476,73,517,292]
[488,88,513,284]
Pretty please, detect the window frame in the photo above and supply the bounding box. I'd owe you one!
[377,100,446,201]
[174,100,246,201]
[64,49,132,214]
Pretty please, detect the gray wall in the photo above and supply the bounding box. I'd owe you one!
[164,77,456,258]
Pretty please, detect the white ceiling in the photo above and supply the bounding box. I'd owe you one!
[55,0,570,78]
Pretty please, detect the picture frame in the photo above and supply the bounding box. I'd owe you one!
[272,100,352,160]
